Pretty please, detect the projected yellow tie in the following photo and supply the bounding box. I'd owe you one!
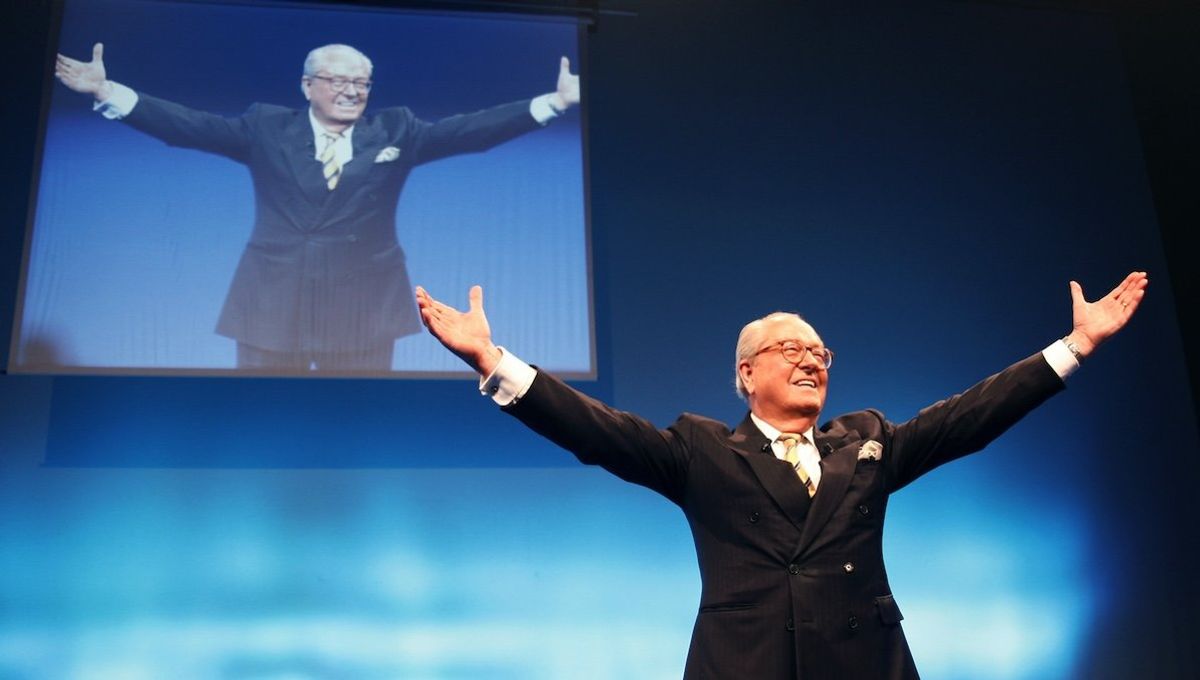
[778,433,816,497]
[320,133,342,190]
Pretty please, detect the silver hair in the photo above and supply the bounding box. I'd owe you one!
[303,44,373,77]
[733,311,809,401]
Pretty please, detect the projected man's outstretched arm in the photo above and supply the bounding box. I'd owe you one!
[55,42,579,113]
[55,43,579,162]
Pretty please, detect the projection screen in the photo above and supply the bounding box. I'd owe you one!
[10,0,592,378]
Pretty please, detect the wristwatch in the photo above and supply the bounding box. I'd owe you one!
[1062,336,1083,362]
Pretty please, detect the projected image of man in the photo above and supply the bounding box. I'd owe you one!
[53,43,580,371]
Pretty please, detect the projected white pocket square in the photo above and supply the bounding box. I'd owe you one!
[374,146,401,163]
[857,440,883,461]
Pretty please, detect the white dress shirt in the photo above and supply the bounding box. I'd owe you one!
[750,412,823,488]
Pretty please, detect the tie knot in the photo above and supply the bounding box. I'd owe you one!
[778,433,803,449]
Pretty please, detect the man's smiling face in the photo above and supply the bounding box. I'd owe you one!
[302,54,371,130]
[739,316,829,428]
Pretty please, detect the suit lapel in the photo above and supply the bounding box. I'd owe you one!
[728,414,812,531]
[795,431,857,555]
[349,117,387,174]
[280,110,327,214]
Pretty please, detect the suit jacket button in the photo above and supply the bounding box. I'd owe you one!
[857,504,870,516]
[788,564,800,575]
[843,562,855,574]
[848,616,859,630]
[346,234,358,242]
[785,617,795,631]
[749,512,760,523]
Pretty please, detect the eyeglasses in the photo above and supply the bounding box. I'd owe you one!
[308,74,373,93]
[753,341,834,369]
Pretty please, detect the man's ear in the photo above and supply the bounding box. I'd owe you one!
[738,361,755,396]
[300,77,311,101]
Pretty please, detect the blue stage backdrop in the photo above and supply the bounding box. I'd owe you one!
[1,1,1197,679]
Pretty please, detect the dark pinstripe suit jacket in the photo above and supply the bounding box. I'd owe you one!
[123,93,541,353]
[506,353,1065,679]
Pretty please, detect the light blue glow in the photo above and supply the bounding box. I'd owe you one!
[0,462,1093,679]
[0,467,697,679]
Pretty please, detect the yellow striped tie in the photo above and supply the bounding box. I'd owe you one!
[320,132,342,190]
[778,433,816,497]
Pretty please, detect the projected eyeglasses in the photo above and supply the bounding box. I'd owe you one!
[308,75,373,93]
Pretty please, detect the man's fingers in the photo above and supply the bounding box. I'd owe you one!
[415,286,450,311]
[1109,271,1148,306]
[1111,273,1135,299]
[1118,275,1148,309]
[418,289,466,319]
[92,42,104,63]
[1122,271,1148,298]
[55,55,80,74]
[560,56,570,75]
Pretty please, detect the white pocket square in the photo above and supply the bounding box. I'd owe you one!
[374,146,401,163]
[857,440,883,461]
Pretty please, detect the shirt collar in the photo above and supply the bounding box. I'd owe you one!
[307,108,355,144]
[749,412,814,447]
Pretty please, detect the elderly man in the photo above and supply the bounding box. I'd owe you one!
[54,43,579,371]
[414,271,1147,679]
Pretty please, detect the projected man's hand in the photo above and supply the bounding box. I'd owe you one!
[415,285,502,376]
[55,42,112,102]
[551,56,580,112]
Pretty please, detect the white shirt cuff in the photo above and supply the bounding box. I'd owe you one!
[1042,339,1080,380]
[479,346,537,406]
[93,82,138,120]
[529,94,563,125]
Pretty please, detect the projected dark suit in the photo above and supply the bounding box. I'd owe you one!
[504,353,1064,679]
[121,94,542,359]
